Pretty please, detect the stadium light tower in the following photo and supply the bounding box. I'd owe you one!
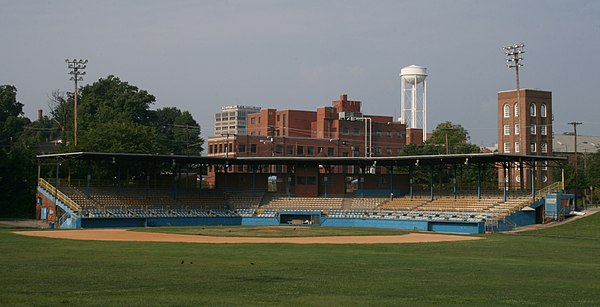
[65,59,88,146]
[503,43,525,153]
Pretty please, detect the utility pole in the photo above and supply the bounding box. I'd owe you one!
[65,59,88,146]
[569,121,582,211]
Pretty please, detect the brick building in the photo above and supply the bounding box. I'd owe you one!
[498,89,553,189]
[208,94,413,160]
[207,94,416,196]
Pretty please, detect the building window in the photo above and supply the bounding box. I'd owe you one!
[504,125,510,136]
[239,144,246,153]
[218,143,223,153]
[540,125,547,136]
[353,128,360,136]
[342,127,349,135]
[286,145,294,155]
[375,130,382,137]
[530,142,537,152]
[277,114,280,122]
[541,104,547,117]
[251,118,256,124]
[250,144,257,153]
[275,144,283,155]
[541,142,548,153]
[387,148,393,155]
[530,124,536,135]
[514,103,519,117]
[327,147,334,156]
[504,142,510,153]
[530,103,536,116]
[515,124,520,135]
[503,104,510,118]
[542,161,548,170]
[515,142,520,153]
[307,146,315,156]
[387,131,392,138]
[297,146,304,155]
[209,144,213,154]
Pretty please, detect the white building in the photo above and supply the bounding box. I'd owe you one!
[214,105,261,136]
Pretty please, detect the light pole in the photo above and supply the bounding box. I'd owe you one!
[504,43,525,154]
[65,59,88,146]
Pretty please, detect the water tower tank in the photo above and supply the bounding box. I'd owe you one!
[400,65,427,84]
[399,65,428,141]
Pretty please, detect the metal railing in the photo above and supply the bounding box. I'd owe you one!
[39,178,82,213]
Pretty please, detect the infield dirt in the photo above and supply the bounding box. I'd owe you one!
[16,229,482,244]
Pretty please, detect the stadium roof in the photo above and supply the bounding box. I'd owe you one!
[37,152,567,167]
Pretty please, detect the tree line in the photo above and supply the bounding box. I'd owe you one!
[0,76,203,217]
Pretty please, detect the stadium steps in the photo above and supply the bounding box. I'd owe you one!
[341,197,353,210]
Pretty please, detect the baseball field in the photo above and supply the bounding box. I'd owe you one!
[1,214,599,306]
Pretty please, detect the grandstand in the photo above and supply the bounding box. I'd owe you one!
[34,151,571,233]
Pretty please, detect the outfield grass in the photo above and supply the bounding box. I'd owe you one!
[1,220,599,306]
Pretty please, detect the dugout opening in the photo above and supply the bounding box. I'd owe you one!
[279,212,321,225]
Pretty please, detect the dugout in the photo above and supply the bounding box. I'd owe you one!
[279,211,321,225]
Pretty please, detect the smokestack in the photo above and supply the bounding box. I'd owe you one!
[38,109,43,121]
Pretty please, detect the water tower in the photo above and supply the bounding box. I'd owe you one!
[400,65,427,141]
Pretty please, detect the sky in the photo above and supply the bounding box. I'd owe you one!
[2,0,599,146]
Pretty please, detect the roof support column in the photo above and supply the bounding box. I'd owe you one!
[389,166,394,198]
[477,163,482,200]
[86,160,91,198]
[286,164,292,198]
[360,165,365,198]
[503,162,508,202]
[409,165,414,199]
[430,166,434,201]
[519,158,525,190]
[531,159,536,202]
[453,165,458,199]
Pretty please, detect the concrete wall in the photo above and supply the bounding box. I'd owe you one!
[79,215,484,234]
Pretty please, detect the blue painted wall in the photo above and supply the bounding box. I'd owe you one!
[82,218,146,228]
[322,218,428,231]
[242,217,279,226]
[428,221,484,234]
[79,215,484,234]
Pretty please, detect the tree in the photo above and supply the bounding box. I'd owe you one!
[0,85,36,217]
[400,121,493,192]
[155,107,203,155]
[74,75,159,153]
[425,121,480,154]
[78,75,156,127]
[0,85,29,150]
[47,90,70,143]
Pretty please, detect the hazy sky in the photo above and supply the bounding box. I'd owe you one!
[2,0,599,146]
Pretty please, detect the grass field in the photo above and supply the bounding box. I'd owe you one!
[1,216,599,306]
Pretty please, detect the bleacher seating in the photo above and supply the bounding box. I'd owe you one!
[56,180,535,223]
[262,197,344,210]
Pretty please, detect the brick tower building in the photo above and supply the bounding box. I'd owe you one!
[498,89,553,189]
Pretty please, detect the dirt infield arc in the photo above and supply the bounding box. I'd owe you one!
[16,229,483,244]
